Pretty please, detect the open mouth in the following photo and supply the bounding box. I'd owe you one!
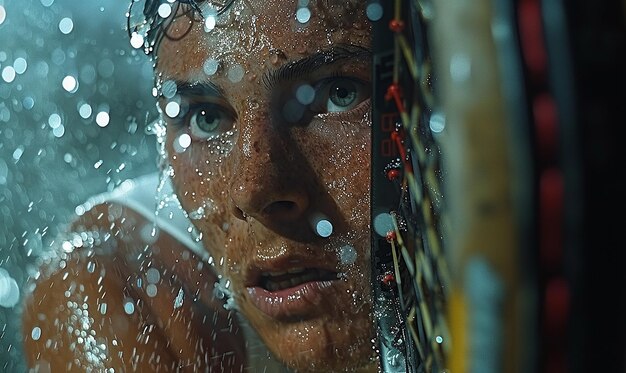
[259,268,338,292]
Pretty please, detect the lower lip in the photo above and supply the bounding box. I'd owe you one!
[246,280,337,319]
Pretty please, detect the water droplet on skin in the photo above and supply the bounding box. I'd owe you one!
[268,49,287,66]
[146,268,160,284]
[188,206,205,220]
[227,64,245,83]
[248,99,260,110]
[203,59,220,76]
[173,287,184,309]
[146,284,158,297]
[339,245,357,265]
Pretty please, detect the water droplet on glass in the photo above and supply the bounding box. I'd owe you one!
[204,15,217,32]
[129,32,144,49]
[161,80,177,99]
[23,96,35,109]
[366,2,384,21]
[78,103,92,119]
[95,111,110,127]
[296,84,315,105]
[165,101,180,118]
[158,3,172,18]
[97,59,115,78]
[48,113,62,129]
[373,212,394,237]
[174,133,192,153]
[53,125,65,138]
[58,17,74,34]
[313,218,333,238]
[62,75,78,93]
[123,300,135,314]
[13,58,27,74]
[31,327,42,341]
[0,5,6,26]
[86,261,95,273]
[2,66,16,83]
[282,99,305,123]
[296,7,311,24]
[0,268,20,308]
[429,111,446,133]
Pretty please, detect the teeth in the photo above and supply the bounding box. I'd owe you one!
[264,271,320,291]
[262,267,306,277]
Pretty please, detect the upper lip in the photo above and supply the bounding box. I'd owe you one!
[244,253,339,287]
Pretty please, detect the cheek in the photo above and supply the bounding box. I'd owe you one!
[166,132,237,261]
[310,128,371,222]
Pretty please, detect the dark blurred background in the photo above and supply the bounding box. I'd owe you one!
[0,0,159,369]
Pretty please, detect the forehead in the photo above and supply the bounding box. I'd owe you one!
[155,0,370,81]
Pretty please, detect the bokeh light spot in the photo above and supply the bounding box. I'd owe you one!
[95,111,110,127]
[59,17,74,34]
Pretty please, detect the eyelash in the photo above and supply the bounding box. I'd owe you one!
[168,73,370,138]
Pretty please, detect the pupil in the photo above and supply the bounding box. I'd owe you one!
[199,110,219,131]
[330,81,356,108]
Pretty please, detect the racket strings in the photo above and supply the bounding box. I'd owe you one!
[384,0,450,370]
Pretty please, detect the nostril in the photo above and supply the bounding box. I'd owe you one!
[263,201,300,218]
[229,197,247,220]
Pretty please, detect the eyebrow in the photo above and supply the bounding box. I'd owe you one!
[171,43,371,99]
[174,79,225,98]
[262,44,371,90]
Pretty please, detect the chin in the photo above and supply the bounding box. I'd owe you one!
[240,295,377,372]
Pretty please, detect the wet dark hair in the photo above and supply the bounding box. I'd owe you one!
[126,0,235,57]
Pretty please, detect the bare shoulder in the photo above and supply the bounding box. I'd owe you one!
[22,202,246,372]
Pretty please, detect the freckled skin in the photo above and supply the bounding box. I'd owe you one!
[22,1,376,372]
[159,1,376,372]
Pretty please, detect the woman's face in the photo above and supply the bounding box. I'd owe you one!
[156,0,373,371]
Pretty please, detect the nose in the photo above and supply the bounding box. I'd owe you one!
[228,121,310,227]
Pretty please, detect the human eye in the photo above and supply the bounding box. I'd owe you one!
[185,102,235,140]
[310,77,370,114]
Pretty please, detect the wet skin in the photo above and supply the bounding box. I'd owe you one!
[22,1,376,372]
[157,0,375,371]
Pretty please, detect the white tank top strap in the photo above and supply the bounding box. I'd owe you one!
[78,172,207,259]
